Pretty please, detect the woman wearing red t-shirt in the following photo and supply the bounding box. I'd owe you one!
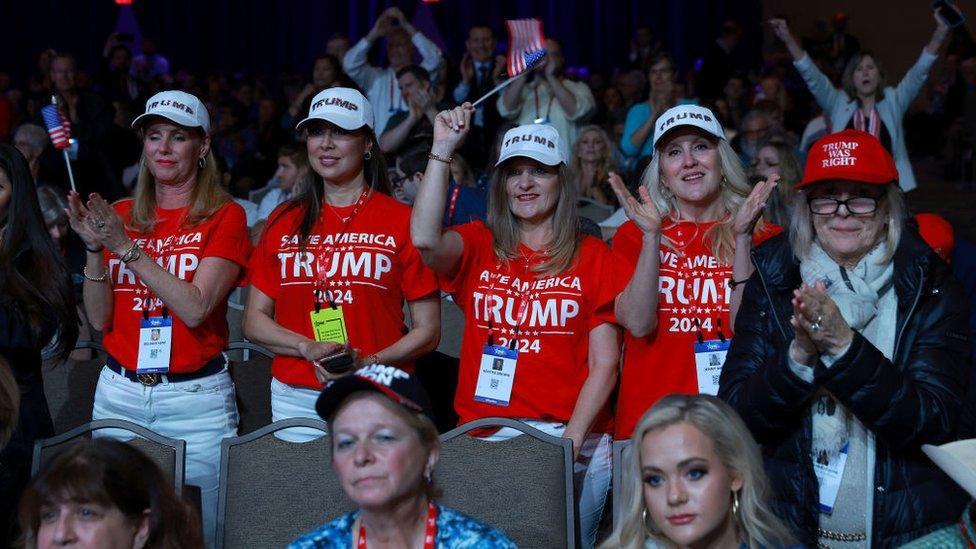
[411,104,623,547]
[608,104,777,440]
[66,90,251,547]
[244,87,439,440]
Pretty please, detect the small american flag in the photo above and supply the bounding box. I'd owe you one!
[41,104,72,150]
[505,18,546,77]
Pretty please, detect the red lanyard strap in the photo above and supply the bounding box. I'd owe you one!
[313,188,370,311]
[358,501,437,548]
[446,185,461,226]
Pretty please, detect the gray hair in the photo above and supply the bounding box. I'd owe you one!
[13,124,49,161]
[789,182,904,263]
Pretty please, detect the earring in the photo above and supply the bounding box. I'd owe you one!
[660,185,674,200]
[198,157,207,169]
[424,469,432,484]
[641,508,656,538]
[731,490,741,523]
[364,150,372,160]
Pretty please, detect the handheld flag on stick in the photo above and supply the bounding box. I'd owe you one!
[40,98,76,192]
[471,18,547,108]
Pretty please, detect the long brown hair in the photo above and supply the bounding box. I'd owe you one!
[19,439,203,549]
[128,129,229,233]
[570,125,619,206]
[486,161,582,277]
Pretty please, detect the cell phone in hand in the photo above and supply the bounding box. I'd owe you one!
[933,0,966,28]
[317,351,355,374]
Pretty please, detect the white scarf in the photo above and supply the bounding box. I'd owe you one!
[800,242,896,460]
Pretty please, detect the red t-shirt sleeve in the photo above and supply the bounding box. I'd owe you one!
[754,222,783,245]
[586,239,628,329]
[201,202,252,268]
[397,236,440,301]
[437,221,490,297]
[249,205,297,300]
[611,220,643,273]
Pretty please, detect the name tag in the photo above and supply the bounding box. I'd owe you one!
[137,316,172,374]
[693,339,730,396]
[814,442,850,514]
[310,306,348,344]
[474,345,518,406]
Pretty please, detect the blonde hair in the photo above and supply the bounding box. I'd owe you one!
[789,182,904,264]
[570,125,619,203]
[128,145,229,233]
[642,138,765,264]
[486,162,581,277]
[600,395,797,549]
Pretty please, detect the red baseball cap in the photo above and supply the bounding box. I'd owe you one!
[797,130,898,189]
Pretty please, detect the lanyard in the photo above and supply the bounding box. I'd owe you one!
[533,85,554,121]
[312,187,370,311]
[854,108,880,137]
[357,501,437,549]
[483,250,545,348]
[388,75,401,113]
[446,185,461,225]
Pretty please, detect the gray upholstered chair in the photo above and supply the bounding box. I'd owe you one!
[224,341,274,435]
[41,341,106,434]
[612,439,633,531]
[437,417,579,549]
[31,418,186,495]
[215,418,352,549]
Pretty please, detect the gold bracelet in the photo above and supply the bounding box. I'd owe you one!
[428,152,453,164]
[83,265,108,282]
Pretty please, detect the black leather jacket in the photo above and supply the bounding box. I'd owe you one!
[718,230,971,548]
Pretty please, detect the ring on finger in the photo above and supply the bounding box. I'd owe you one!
[809,321,821,332]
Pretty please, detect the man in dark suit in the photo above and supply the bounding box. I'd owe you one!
[452,24,506,173]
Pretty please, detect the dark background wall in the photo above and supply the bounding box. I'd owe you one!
[3,0,763,81]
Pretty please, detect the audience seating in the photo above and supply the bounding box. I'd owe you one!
[41,341,106,434]
[611,439,633,531]
[215,418,352,549]
[31,418,186,496]
[437,417,579,548]
[224,341,274,435]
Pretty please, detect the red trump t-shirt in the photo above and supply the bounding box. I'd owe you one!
[440,222,625,427]
[612,219,780,439]
[102,199,251,373]
[249,192,438,389]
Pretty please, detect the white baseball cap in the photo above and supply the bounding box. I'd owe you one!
[132,90,210,133]
[495,124,567,167]
[296,87,374,131]
[652,104,725,149]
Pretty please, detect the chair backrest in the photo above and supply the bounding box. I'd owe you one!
[225,341,274,435]
[437,418,578,549]
[42,341,106,434]
[612,439,633,531]
[435,296,465,358]
[216,418,353,549]
[31,418,186,496]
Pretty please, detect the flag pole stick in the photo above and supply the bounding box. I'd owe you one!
[471,69,533,108]
[50,95,77,193]
[62,149,77,193]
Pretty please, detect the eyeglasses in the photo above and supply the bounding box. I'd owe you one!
[807,196,879,215]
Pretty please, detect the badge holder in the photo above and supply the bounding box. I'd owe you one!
[309,289,348,344]
[814,441,850,514]
[474,321,518,406]
[693,318,731,396]
[136,306,172,386]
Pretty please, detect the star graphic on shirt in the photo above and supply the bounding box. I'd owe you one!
[345,281,351,287]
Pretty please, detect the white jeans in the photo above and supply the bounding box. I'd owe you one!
[92,365,238,549]
[480,420,612,548]
[270,378,326,442]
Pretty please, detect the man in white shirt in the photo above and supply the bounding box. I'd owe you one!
[343,6,443,134]
[497,38,595,150]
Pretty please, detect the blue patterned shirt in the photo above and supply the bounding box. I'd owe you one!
[289,503,516,548]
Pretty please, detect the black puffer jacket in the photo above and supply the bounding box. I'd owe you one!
[718,230,971,548]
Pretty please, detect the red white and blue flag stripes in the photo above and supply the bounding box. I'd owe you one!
[40,104,72,150]
[505,18,546,77]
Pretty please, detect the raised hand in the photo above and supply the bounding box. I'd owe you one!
[608,172,662,236]
[460,52,475,84]
[431,104,475,154]
[792,281,854,358]
[733,174,779,236]
[768,18,793,43]
[66,191,102,251]
[84,193,130,255]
